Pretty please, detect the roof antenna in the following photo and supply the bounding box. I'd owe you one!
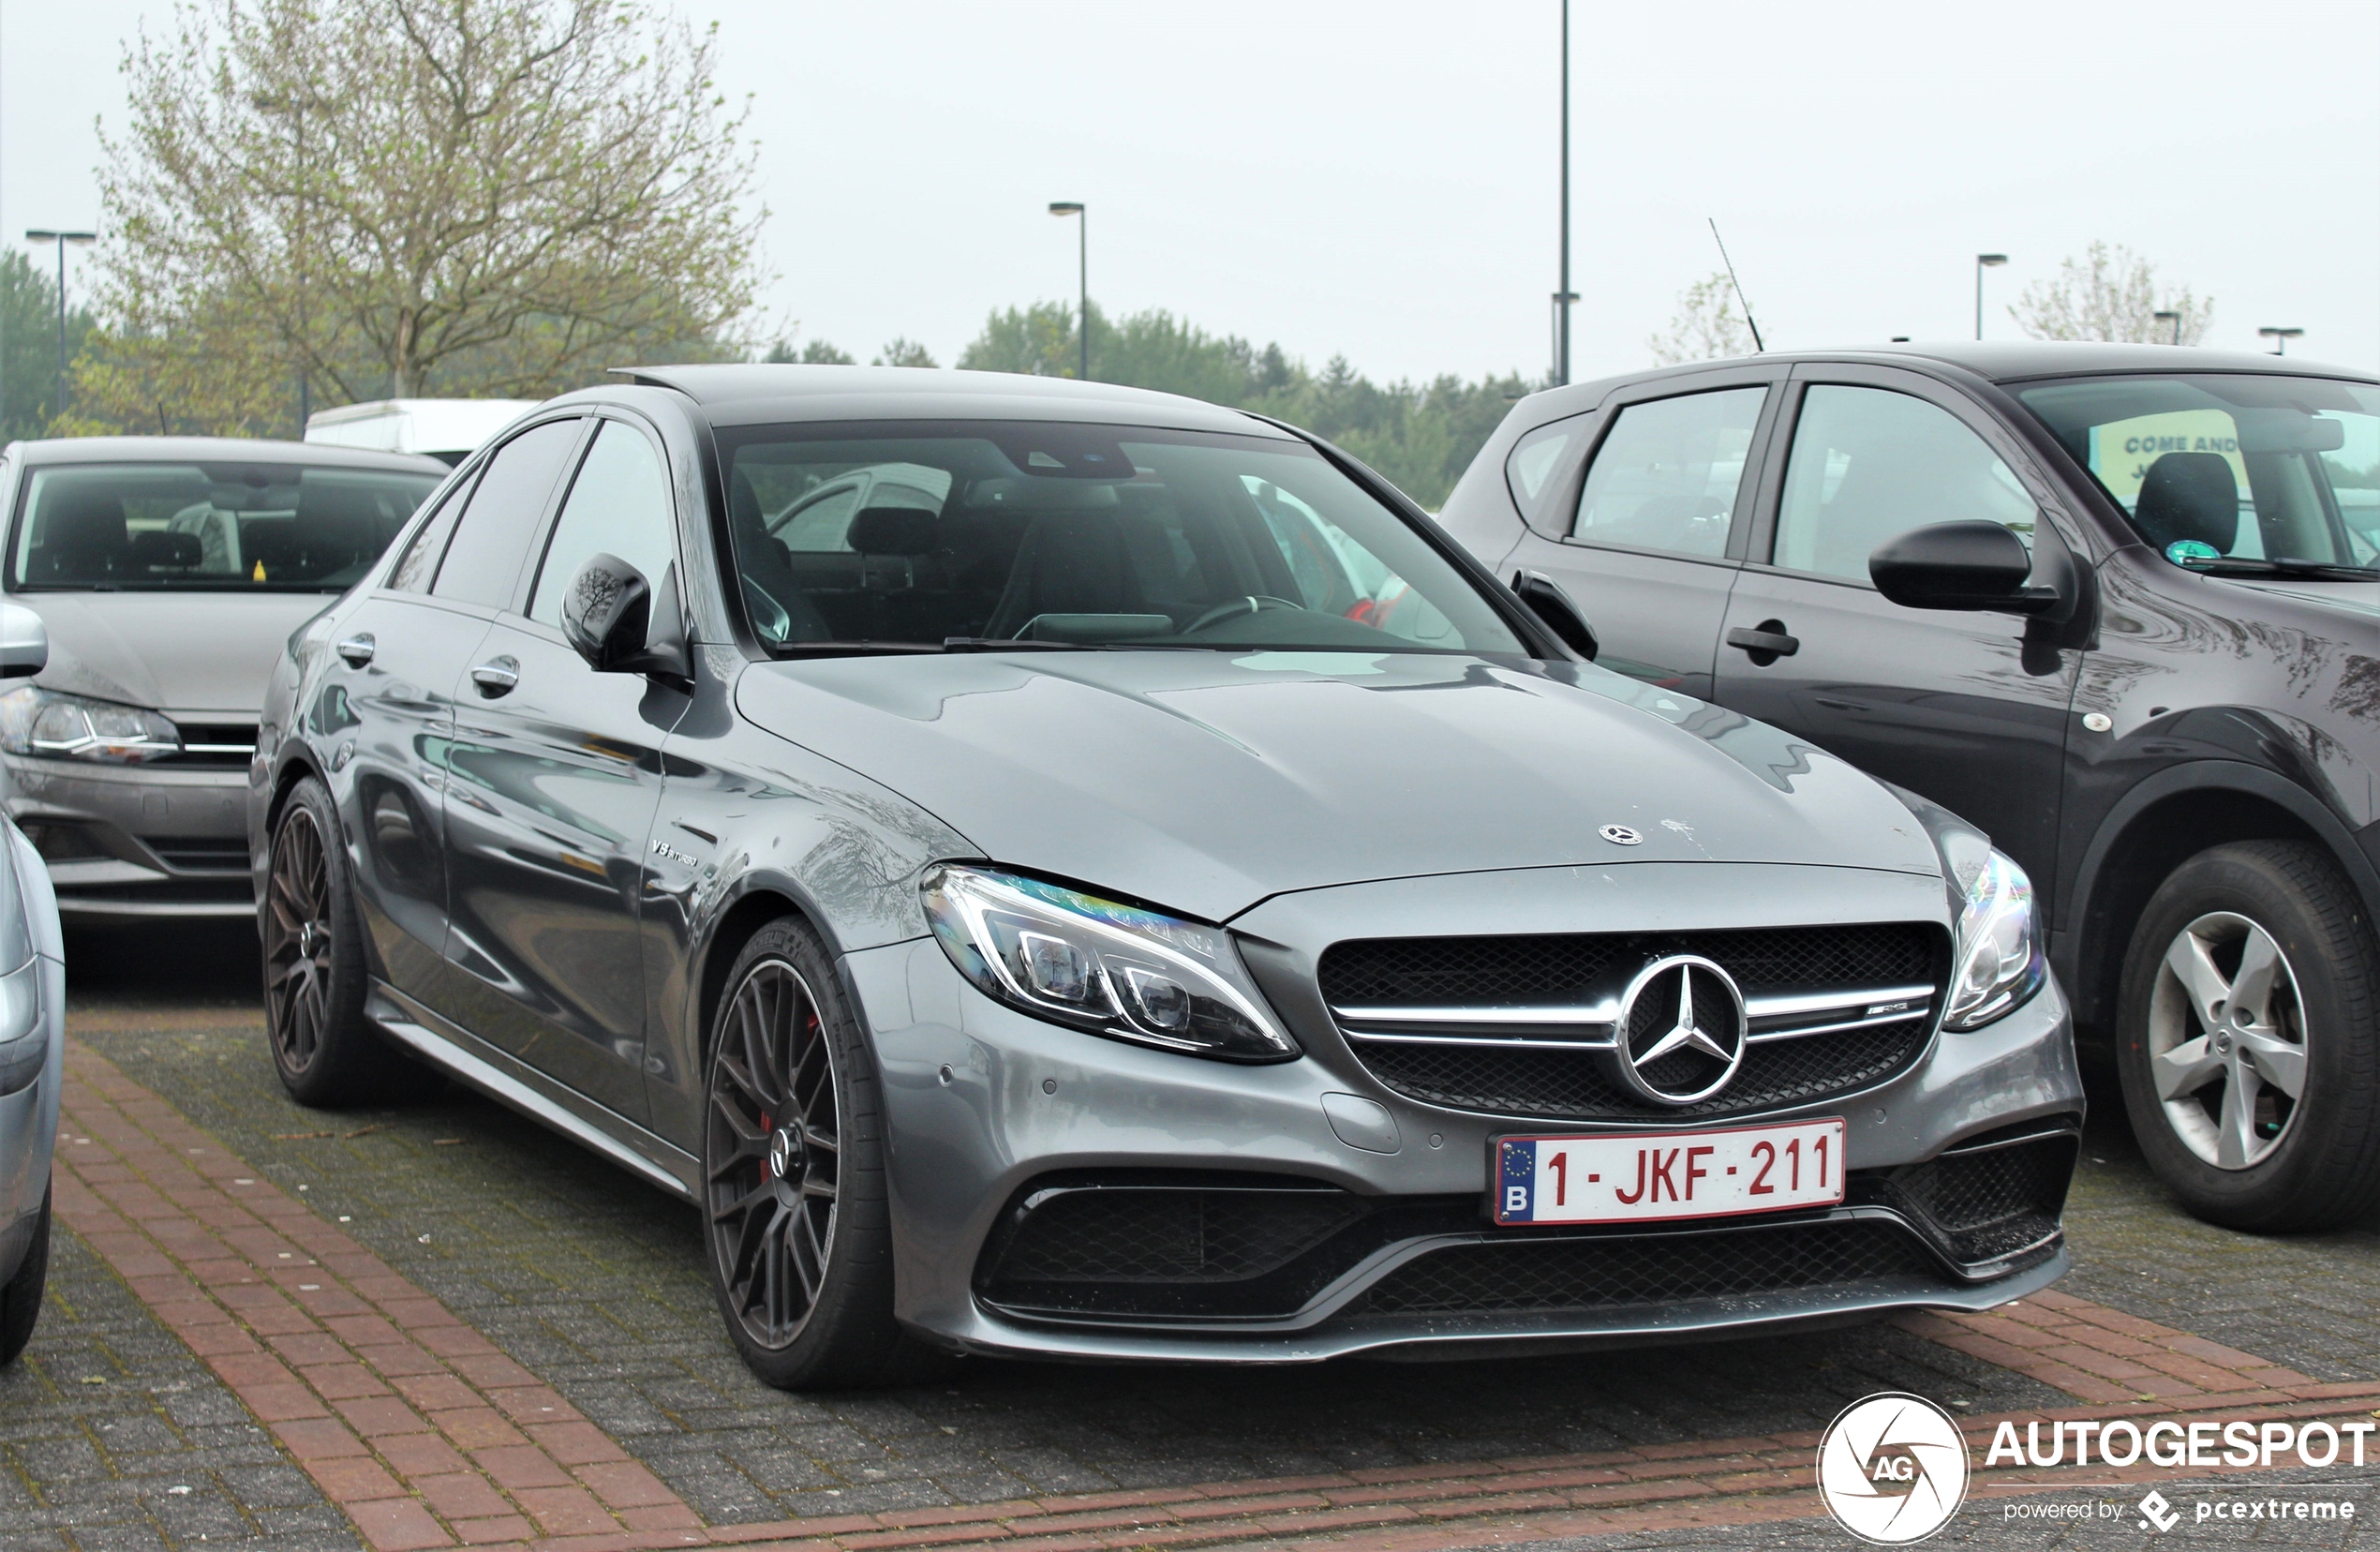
[1708,217,1765,352]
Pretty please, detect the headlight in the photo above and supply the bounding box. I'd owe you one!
[0,685,182,763]
[921,864,1298,1062]
[0,961,41,1095]
[1941,846,2045,1031]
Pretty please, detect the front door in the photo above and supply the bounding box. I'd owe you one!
[1498,367,1782,696]
[438,418,689,1120]
[1712,366,2085,910]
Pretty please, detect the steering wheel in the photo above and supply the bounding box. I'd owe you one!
[1183,595,1303,634]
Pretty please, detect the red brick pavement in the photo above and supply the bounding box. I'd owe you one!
[49,1035,2380,1552]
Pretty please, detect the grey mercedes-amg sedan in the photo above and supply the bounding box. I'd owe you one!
[251,366,2082,1389]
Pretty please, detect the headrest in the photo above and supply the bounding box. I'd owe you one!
[846,506,938,556]
[2134,452,2239,553]
[130,530,202,569]
[46,491,127,549]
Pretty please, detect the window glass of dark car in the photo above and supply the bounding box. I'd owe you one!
[529,421,679,627]
[386,470,477,592]
[2016,374,2379,571]
[9,463,440,590]
[431,419,585,607]
[1504,417,1585,528]
[718,423,1526,655]
[1772,385,2037,581]
[1570,387,1764,558]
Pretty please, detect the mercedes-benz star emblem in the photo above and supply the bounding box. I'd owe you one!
[1599,824,1642,845]
[1611,954,1748,1105]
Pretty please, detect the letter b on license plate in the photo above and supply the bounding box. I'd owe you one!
[1494,1119,1846,1226]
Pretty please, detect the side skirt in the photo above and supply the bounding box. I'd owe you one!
[365,980,699,1201]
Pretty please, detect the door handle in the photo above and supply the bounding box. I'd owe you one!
[1724,623,1800,660]
[335,633,375,667]
[469,656,520,696]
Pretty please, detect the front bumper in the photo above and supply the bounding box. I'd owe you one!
[848,861,2084,1364]
[0,754,255,919]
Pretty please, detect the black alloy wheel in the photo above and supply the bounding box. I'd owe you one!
[699,918,928,1389]
[262,777,428,1107]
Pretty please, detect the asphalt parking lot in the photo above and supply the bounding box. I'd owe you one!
[6,922,2379,1552]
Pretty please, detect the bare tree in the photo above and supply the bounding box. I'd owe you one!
[76,0,763,432]
[2009,242,2211,345]
[1647,273,1756,366]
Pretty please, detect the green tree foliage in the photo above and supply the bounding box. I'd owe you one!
[1647,272,1756,366]
[958,300,1530,508]
[872,337,937,368]
[0,251,98,440]
[765,338,854,365]
[2011,243,2211,344]
[71,0,763,437]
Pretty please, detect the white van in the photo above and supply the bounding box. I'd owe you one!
[303,398,537,467]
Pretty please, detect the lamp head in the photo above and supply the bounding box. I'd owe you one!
[1048,201,1084,217]
[1976,253,2008,267]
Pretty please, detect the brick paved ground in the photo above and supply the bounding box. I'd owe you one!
[14,923,2380,1551]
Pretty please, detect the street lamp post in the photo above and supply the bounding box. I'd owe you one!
[2257,327,2303,356]
[2153,309,2181,346]
[1974,253,2007,341]
[1048,202,1087,381]
[1556,0,1570,386]
[23,229,96,425]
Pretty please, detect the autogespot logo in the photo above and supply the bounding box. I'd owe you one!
[1816,1393,1971,1545]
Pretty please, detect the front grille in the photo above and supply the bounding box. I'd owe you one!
[1358,1020,1930,1121]
[166,723,257,768]
[1319,924,1934,1006]
[143,836,250,873]
[1323,924,1943,1122]
[1349,1219,1940,1318]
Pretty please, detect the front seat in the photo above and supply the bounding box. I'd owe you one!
[37,491,131,582]
[983,513,1142,639]
[2132,452,2239,555]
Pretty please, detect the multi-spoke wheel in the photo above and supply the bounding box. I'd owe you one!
[698,918,927,1390]
[706,957,840,1349]
[2119,841,2380,1231]
[261,778,423,1106]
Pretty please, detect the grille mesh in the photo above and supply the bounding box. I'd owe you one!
[991,1188,1364,1285]
[1356,1021,1928,1121]
[1320,924,1934,1005]
[1886,1133,2075,1264]
[1352,1220,1938,1317]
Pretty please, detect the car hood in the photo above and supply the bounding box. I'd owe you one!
[2223,576,2380,621]
[736,650,1945,924]
[13,590,331,715]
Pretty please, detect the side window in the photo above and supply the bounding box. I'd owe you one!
[772,483,862,552]
[430,419,584,607]
[1571,387,1765,558]
[386,471,477,592]
[1773,386,2037,581]
[1503,416,1587,528]
[529,421,678,626]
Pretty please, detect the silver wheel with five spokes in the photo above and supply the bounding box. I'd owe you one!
[2146,911,2307,1171]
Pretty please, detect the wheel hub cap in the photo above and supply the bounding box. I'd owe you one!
[767,1127,799,1188]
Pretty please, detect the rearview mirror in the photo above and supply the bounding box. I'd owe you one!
[560,554,691,680]
[1510,570,1599,660]
[0,602,47,679]
[1869,522,2061,614]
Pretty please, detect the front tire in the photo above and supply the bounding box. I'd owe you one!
[0,1181,51,1366]
[700,917,926,1389]
[263,778,431,1107]
[2117,841,2380,1231]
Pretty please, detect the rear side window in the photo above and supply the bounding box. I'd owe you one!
[386,472,476,592]
[431,419,584,607]
[1503,416,1586,528]
[1571,387,1766,559]
[529,421,678,626]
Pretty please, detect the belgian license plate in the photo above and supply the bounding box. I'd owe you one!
[1492,1118,1846,1226]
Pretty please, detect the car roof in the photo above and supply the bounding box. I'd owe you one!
[590,364,1291,437]
[4,436,450,474]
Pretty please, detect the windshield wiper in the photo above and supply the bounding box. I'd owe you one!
[938,636,1108,652]
[2177,556,2376,582]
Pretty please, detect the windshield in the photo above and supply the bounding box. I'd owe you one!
[2016,374,2379,574]
[719,422,1527,654]
[9,461,442,591]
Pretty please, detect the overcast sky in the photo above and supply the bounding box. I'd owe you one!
[4,0,2374,386]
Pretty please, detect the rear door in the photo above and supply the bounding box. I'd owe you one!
[438,416,690,1121]
[1496,366,1784,696]
[1712,364,2085,905]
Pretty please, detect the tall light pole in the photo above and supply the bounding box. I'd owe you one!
[1974,253,2007,341]
[2153,309,2180,346]
[23,230,96,425]
[1048,202,1087,381]
[1556,0,1571,386]
[2258,326,2303,355]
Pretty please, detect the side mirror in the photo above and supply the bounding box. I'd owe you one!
[0,602,48,679]
[1510,570,1599,661]
[1869,522,2062,614]
[560,554,691,680]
